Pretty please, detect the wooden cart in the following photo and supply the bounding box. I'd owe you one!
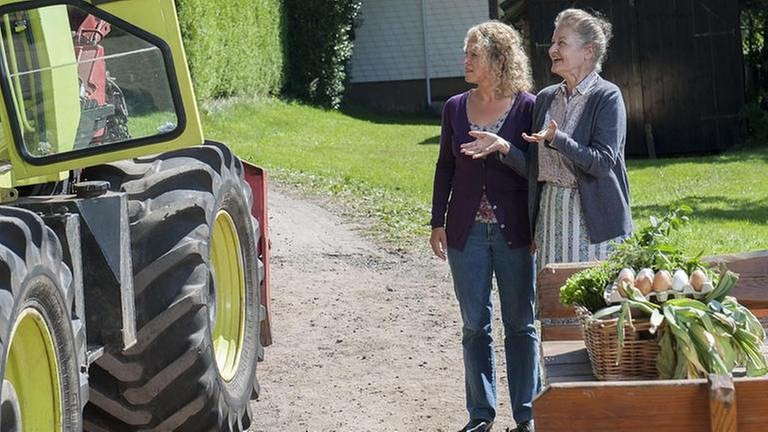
[534,251,768,432]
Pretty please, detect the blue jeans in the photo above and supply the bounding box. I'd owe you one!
[447,222,540,423]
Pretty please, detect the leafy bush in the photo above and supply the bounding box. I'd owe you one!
[742,101,768,146]
[283,0,361,108]
[741,1,767,104]
[176,0,284,100]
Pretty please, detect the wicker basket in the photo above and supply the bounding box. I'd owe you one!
[575,306,661,380]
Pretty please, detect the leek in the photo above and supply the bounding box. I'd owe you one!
[657,293,767,378]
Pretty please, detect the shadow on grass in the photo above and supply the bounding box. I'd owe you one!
[633,195,768,224]
[418,135,440,145]
[628,145,768,169]
[340,103,440,126]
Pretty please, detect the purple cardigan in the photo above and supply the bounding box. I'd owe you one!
[431,91,535,251]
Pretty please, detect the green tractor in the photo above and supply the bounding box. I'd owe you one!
[0,0,272,430]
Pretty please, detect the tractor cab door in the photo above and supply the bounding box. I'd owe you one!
[0,0,203,187]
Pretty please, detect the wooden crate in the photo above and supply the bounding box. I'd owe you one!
[535,250,768,431]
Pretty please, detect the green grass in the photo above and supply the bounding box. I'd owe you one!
[129,111,177,138]
[202,97,768,255]
[629,149,768,254]
[202,97,440,248]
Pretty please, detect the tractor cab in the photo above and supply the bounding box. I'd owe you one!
[0,0,203,192]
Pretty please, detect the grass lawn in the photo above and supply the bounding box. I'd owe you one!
[129,111,178,138]
[202,97,768,255]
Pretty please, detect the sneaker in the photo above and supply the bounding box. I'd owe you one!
[512,419,534,432]
[459,418,494,432]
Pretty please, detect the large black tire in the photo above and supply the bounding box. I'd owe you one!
[82,143,262,431]
[0,206,83,431]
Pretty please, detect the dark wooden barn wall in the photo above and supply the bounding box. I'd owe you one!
[528,0,744,156]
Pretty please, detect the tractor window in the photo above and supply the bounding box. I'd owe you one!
[0,4,179,159]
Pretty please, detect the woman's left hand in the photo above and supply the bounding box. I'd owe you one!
[460,131,511,159]
[522,119,558,144]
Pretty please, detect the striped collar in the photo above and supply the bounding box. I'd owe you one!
[557,70,600,97]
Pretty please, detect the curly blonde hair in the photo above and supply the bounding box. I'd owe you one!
[464,21,532,97]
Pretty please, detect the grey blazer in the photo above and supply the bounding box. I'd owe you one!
[501,76,633,243]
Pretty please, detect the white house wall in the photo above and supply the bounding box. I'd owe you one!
[350,0,489,83]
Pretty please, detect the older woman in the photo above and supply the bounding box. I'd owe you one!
[469,9,632,273]
[430,21,538,432]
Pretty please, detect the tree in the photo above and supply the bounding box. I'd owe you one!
[283,0,361,109]
[741,0,768,105]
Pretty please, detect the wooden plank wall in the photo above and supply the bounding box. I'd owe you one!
[527,0,744,156]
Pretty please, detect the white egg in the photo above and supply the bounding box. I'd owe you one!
[672,269,689,292]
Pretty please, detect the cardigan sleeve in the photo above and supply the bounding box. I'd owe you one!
[430,100,456,228]
[548,87,626,178]
[499,92,536,178]
[499,141,528,178]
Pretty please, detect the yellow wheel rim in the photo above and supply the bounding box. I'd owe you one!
[4,308,62,431]
[211,210,246,382]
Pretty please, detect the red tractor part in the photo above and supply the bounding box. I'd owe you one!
[243,161,272,347]
[74,15,110,139]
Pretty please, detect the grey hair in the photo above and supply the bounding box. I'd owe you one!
[554,8,613,72]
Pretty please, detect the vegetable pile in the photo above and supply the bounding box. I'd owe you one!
[560,206,713,312]
[560,207,768,379]
[616,272,767,378]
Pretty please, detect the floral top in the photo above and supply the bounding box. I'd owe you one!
[468,99,514,223]
[537,71,600,188]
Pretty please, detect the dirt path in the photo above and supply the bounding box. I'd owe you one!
[249,185,514,431]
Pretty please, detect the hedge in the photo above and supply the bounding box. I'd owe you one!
[283,0,361,108]
[176,0,284,101]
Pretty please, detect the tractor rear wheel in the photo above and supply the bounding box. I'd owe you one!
[0,206,83,431]
[82,143,262,431]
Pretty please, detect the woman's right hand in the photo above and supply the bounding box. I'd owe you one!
[430,227,447,260]
[461,131,511,158]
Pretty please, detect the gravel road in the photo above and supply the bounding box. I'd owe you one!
[249,184,516,431]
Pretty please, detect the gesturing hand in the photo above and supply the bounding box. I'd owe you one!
[522,119,558,144]
[460,131,511,159]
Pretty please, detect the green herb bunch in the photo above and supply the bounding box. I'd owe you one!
[559,265,613,313]
[609,205,713,275]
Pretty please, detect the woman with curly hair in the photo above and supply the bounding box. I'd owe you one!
[430,21,538,432]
